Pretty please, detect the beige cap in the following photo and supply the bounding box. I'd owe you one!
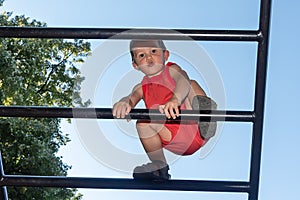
[130,40,166,51]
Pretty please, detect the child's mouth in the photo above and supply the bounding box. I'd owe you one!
[147,63,154,67]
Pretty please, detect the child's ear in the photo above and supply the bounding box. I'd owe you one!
[132,61,139,70]
[164,50,170,61]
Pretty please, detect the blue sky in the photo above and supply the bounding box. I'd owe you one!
[1,0,299,200]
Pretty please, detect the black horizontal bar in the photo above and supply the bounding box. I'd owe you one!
[0,175,250,193]
[0,27,260,41]
[0,106,255,122]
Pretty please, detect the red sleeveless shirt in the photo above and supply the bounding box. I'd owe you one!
[141,62,205,155]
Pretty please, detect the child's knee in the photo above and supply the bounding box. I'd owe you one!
[190,80,200,90]
[190,80,206,96]
[136,120,148,127]
[136,121,162,131]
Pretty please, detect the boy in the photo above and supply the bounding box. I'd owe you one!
[113,40,217,180]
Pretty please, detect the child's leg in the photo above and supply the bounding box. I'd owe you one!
[184,80,207,108]
[186,80,217,140]
[133,121,171,180]
[136,120,171,164]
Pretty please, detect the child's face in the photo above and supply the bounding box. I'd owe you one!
[132,47,169,77]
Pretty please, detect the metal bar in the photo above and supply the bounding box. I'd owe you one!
[0,1,270,198]
[0,175,250,193]
[0,187,8,200]
[0,27,260,41]
[0,152,8,200]
[0,106,255,122]
[249,0,272,200]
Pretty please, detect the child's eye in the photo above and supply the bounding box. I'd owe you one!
[138,53,145,58]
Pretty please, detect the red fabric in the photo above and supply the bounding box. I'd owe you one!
[141,62,205,155]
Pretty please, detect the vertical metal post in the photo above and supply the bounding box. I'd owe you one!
[249,0,272,200]
[0,187,8,200]
[0,152,8,200]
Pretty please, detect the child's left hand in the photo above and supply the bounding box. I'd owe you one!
[159,98,180,119]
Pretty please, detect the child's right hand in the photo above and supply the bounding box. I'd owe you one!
[112,101,132,119]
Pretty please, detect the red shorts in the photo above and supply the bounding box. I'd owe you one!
[161,122,206,155]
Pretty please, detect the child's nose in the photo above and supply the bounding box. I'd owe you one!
[146,54,153,61]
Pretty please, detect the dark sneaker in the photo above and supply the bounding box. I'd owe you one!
[133,160,171,180]
[192,95,218,140]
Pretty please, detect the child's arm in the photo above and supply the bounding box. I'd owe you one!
[160,64,191,119]
[113,83,143,119]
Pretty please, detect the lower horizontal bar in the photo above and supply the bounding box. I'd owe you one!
[0,106,255,122]
[0,175,250,193]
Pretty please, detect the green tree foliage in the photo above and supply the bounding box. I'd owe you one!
[0,7,91,200]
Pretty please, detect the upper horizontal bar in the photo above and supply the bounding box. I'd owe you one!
[0,106,255,122]
[0,27,261,41]
[0,175,250,193]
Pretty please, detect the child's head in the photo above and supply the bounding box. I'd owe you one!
[129,40,169,77]
[130,40,167,62]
